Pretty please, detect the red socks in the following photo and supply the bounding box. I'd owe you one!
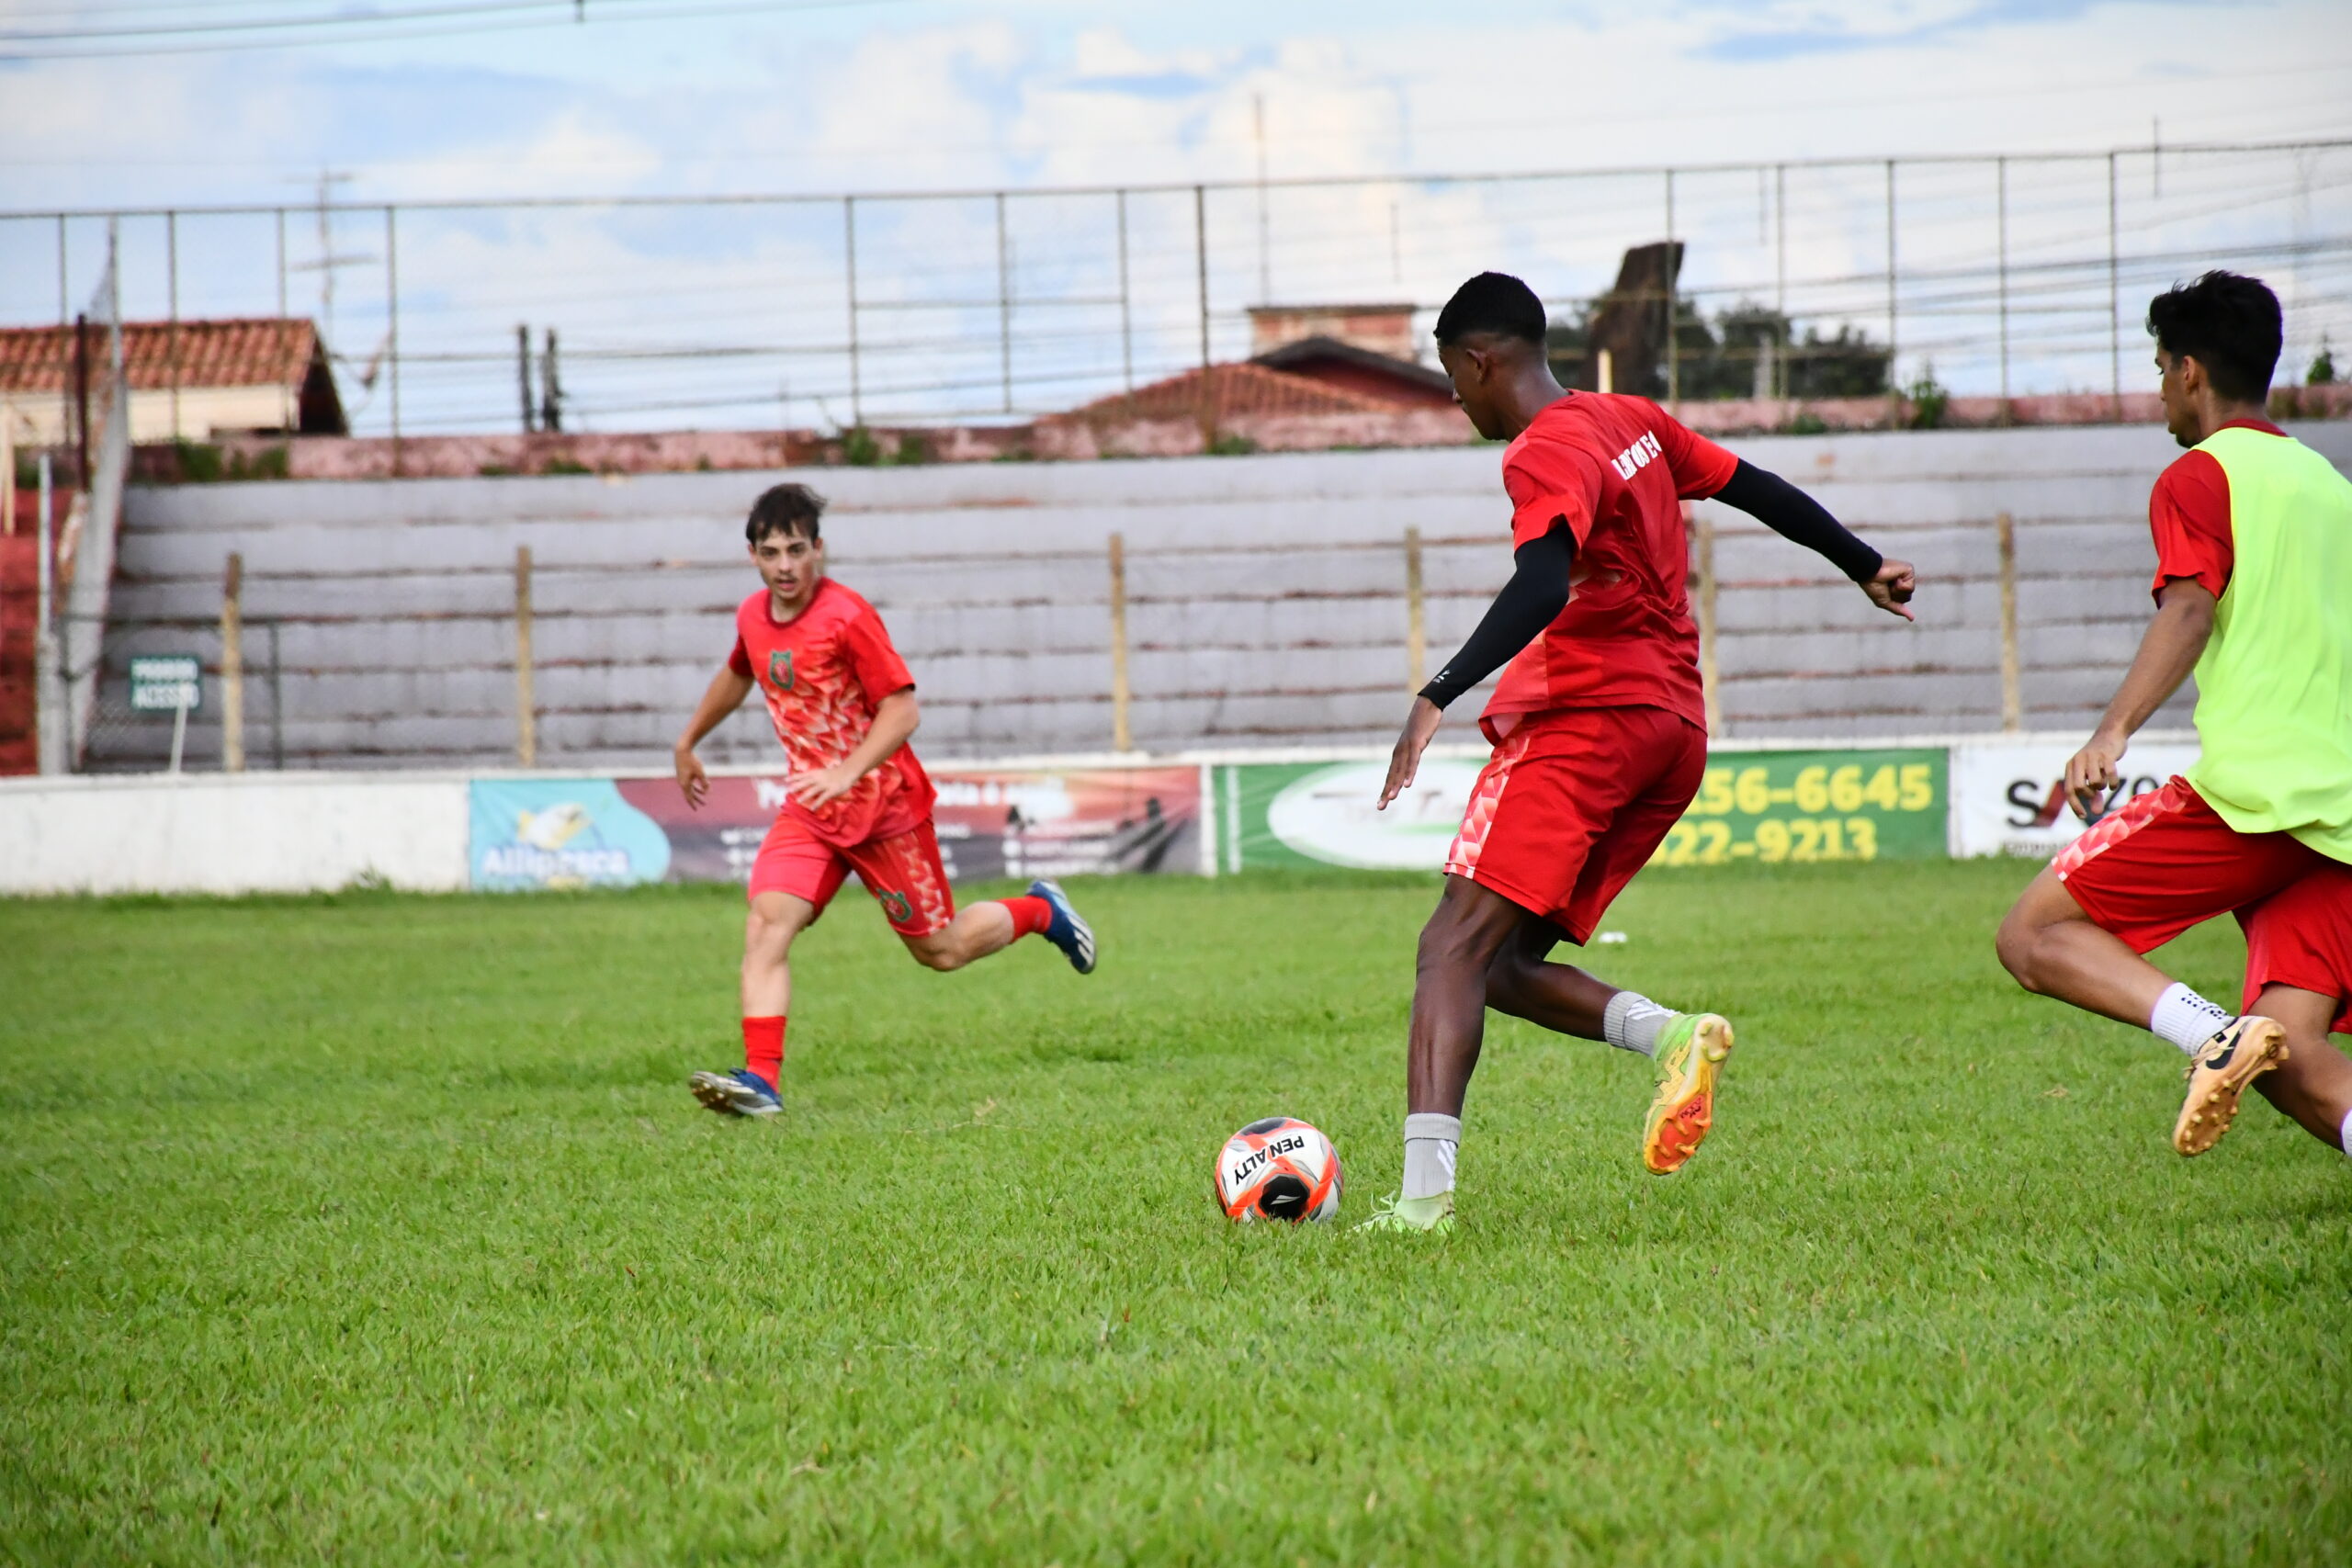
[742,1016,786,1089]
[1000,896,1054,940]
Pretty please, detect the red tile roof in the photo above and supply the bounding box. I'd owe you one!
[1048,361,1395,423]
[0,317,323,395]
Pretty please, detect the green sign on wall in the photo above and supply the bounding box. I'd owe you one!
[1216,747,1948,872]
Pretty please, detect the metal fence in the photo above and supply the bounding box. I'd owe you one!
[83,422,2351,775]
[5,136,2349,445]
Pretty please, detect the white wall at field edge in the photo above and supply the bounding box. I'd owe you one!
[0,773,469,895]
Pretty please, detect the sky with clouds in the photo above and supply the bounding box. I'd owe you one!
[4,0,2347,432]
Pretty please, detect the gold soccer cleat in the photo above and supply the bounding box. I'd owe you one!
[2174,1017,2287,1156]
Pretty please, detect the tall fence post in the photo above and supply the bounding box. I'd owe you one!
[1403,525,1426,694]
[385,206,402,475]
[220,552,244,773]
[996,191,1013,414]
[843,196,862,427]
[166,209,182,442]
[1883,159,1899,429]
[34,452,62,774]
[267,621,285,771]
[1664,169,1678,407]
[1996,512,2022,733]
[1107,532,1131,753]
[1996,155,2011,421]
[1693,507,1722,733]
[514,545,537,767]
[1115,189,1133,396]
[1193,186,1215,449]
[2107,152,2122,422]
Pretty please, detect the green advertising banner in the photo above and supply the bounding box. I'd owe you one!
[1217,747,1948,873]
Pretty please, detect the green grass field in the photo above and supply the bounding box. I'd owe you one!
[4,861,2348,1564]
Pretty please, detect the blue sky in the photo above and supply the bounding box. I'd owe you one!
[2,1,2346,431]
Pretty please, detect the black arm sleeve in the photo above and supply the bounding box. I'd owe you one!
[1417,526,1574,711]
[1712,459,1883,583]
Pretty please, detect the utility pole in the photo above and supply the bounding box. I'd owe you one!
[539,328,563,434]
[286,171,365,351]
[516,324,537,433]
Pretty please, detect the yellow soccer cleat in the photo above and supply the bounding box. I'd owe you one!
[1643,1013,1735,1175]
[2174,1016,2288,1156]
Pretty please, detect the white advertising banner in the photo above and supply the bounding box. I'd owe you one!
[1949,735,2203,858]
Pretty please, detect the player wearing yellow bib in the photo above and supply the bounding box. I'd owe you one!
[1996,271,2352,1160]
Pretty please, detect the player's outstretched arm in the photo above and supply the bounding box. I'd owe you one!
[1379,527,1574,809]
[2063,579,2216,819]
[1711,459,1916,621]
[787,687,921,810]
[673,665,755,808]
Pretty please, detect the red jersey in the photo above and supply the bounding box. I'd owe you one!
[2146,418,2287,603]
[1483,393,1740,738]
[727,577,935,847]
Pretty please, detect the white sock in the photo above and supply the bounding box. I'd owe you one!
[2149,982,2232,1055]
[1400,1112,1461,1202]
[2339,1107,2351,1158]
[1603,990,1679,1056]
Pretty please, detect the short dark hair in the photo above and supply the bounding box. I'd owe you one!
[746,483,824,545]
[1434,271,1548,348]
[2146,271,2281,402]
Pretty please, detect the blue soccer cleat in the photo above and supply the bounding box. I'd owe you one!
[689,1068,782,1118]
[1027,878,1097,975]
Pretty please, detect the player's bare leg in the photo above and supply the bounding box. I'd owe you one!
[902,879,1095,975]
[2246,985,2352,1153]
[742,889,816,1015]
[1358,876,1521,1233]
[1998,868,2284,1154]
[1482,915,1734,1175]
[1996,868,2175,1026]
[1482,917,1612,1038]
[692,890,817,1117]
[902,903,1016,972]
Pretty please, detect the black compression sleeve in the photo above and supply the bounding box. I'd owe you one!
[1712,459,1883,582]
[1417,526,1574,710]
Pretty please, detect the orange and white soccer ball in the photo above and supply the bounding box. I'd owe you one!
[1215,1117,1341,1223]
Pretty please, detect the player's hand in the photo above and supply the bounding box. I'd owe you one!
[1378,697,1443,811]
[787,761,861,810]
[674,745,709,809]
[2064,729,2128,821]
[1862,558,1917,621]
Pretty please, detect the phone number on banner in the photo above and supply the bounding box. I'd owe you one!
[1654,815,1893,864]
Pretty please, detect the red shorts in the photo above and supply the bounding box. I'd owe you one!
[748,812,956,939]
[2237,864,2352,1035]
[1443,705,1707,942]
[2052,777,2323,953]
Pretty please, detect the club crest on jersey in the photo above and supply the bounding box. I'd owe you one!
[878,889,913,926]
[766,649,796,692]
[1610,430,1665,480]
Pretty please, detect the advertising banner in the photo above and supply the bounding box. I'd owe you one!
[470,766,1203,891]
[1218,746,1949,873]
[1949,738,2201,858]
[470,778,673,890]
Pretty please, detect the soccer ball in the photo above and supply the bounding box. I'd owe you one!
[1215,1117,1342,1223]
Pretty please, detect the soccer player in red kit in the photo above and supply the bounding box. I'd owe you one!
[675,483,1097,1118]
[1357,273,1918,1232]
[1996,271,2352,1160]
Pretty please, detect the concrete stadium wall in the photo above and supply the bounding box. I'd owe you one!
[91,423,2352,773]
[0,772,469,894]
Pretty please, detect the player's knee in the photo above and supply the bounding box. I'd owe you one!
[1482,945,1535,1011]
[907,935,964,971]
[1417,911,1494,976]
[1993,909,2046,992]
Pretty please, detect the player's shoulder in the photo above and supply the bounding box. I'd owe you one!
[1504,394,1611,467]
[812,576,879,621]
